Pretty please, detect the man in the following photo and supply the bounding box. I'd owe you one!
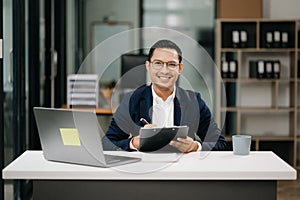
[105,39,227,152]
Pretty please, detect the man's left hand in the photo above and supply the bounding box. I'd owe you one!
[169,136,198,153]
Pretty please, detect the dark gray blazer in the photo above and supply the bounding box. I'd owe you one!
[104,85,227,151]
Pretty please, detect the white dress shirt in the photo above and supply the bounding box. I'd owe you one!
[151,85,175,127]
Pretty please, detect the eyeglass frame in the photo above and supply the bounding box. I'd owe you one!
[149,60,181,70]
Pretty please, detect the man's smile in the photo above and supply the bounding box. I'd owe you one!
[157,75,172,80]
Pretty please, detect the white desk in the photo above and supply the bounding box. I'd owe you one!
[2,151,297,200]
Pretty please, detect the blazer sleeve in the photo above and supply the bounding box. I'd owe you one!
[105,91,142,151]
[196,93,228,151]
[105,93,136,151]
[104,117,132,150]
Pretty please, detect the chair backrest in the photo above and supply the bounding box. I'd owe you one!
[120,54,148,89]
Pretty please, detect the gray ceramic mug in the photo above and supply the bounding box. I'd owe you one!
[232,135,251,155]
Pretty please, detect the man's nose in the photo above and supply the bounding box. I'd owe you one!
[161,63,169,72]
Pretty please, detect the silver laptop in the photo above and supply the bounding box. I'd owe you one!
[33,107,141,167]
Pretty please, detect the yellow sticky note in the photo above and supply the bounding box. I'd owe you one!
[59,128,81,146]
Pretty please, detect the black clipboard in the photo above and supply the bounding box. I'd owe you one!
[138,126,189,152]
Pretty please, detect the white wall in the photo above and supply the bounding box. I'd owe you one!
[263,0,300,18]
[85,0,139,54]
[82,0,139,79]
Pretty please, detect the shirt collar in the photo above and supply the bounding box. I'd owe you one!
[151,85,176,104]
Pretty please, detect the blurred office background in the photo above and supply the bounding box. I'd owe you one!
[1,0,300,199]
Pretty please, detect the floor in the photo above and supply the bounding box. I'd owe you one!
[277,170,300,200]
[4,171,300,200]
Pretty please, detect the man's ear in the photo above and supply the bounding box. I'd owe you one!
[178,63,184,73]
[145,61,150,71]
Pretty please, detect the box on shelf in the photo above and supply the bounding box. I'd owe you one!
[260,22,296,48]
[217,0,262,19]
[221,22,257,48]
[249,60,281,79]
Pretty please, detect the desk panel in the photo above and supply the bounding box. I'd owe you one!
[34,180,276,200]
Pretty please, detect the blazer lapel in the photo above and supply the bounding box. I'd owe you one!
[139,86,153,124]
[174,97,181,126]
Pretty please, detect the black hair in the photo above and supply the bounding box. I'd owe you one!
[148,39,182,63]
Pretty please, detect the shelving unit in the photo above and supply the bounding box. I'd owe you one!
[215,19,299,168]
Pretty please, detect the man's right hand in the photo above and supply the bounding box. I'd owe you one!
[143,124,156,128]
[132,135,140,149]
[132,124,156,149]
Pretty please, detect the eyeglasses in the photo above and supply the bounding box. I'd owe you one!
[150,60,180,70]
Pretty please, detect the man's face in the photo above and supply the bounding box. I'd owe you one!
[145,48,183,91]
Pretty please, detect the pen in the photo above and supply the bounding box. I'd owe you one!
[140,118,149,125]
